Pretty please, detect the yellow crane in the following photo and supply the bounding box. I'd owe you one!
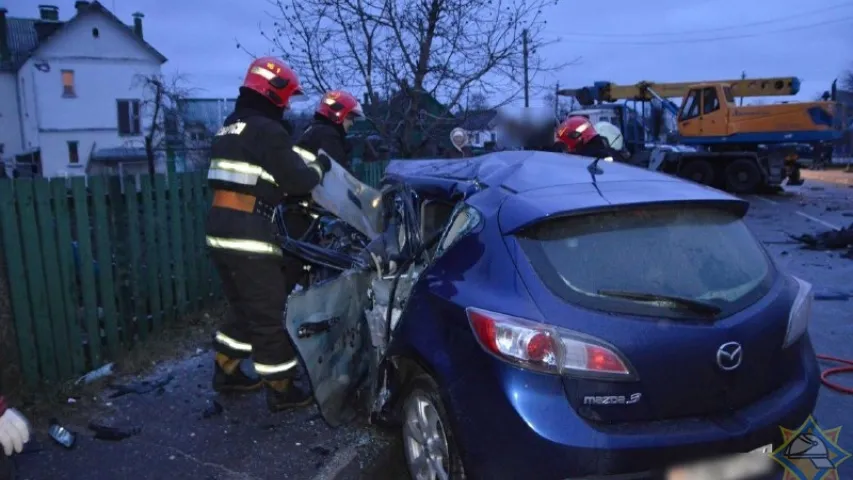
[557,77,800,104]
[556,77,843,193]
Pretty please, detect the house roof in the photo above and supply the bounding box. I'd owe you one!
[457,110,497,131]
[1,1,166,73]
[1,18,39,72]
[90,146,147,163]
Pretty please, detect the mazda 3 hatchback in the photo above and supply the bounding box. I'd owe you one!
[284,151,820,480]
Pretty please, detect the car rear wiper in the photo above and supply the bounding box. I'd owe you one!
[597,289,722,315]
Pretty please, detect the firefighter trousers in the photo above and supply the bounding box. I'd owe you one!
[210,249,302,380]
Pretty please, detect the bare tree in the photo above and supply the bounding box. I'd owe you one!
[843,70,853,91]
[255,0,577,157]
[467,92,489,111]
[131,73,194,175]
[542,91,576,119]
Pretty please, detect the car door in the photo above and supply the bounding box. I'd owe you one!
[285,269,373,427]
[285,182,423,427]
[678,89,702,138]
[698,86,726,137]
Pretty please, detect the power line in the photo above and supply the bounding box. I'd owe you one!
[552,16,853,45]
[547,2,853,38]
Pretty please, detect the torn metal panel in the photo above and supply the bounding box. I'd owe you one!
[364,265,423,350]
[302,152,382,238]
[285,270,374,427]
[363,264,424,418]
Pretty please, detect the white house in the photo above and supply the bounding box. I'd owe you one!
[0,1,167,178]
[456,110,498,150]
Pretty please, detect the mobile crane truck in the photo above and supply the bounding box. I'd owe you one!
[557,77,845,193]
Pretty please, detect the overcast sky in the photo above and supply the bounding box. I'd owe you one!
[9,0,853,106]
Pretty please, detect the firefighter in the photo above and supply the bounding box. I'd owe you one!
[0,394,30,478]
[556,116,624,160]
[276,90,367,267]
[206,57,332,412]
[297,90,365,173]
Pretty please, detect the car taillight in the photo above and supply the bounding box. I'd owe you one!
[466,307,634,378]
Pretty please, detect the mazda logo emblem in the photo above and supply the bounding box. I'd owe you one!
[716,342,743,371]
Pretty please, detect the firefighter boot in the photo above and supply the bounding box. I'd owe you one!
[264,379,313,412]
[212,353,262,393]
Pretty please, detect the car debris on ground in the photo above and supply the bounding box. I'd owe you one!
[789,222,853,259]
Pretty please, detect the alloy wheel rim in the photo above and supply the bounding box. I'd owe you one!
[403,393,451,480]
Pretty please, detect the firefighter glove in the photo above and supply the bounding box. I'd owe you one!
[0,408,30,456]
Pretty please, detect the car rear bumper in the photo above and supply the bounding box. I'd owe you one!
[447,335,820,480]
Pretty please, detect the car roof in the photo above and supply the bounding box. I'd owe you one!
[385,150,712,192]
[385,151,746,233]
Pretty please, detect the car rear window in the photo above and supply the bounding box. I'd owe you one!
[517,206,775,318]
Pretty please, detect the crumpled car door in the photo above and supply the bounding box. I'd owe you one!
[285,269,374,427]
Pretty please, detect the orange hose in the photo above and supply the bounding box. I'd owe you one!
[817,354,853,394]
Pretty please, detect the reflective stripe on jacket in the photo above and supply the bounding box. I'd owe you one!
[207,158,278,187]
[205,236,282,256]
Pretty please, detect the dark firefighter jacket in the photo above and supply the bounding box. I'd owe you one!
[574,135,629,162]
[205,89,323,257]
[297,115,352,174]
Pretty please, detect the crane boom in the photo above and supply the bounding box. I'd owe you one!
[558,77,801,103]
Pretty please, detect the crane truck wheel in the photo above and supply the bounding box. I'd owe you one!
[678,159,716,186]
[724,158,762,194]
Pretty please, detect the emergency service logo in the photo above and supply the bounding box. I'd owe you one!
[771,416,851,480]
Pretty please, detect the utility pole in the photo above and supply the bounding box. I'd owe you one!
[554,82,559,118]
[523,29,529,107]
[739,71,746,106]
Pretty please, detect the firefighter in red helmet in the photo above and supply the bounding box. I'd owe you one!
[556,116,623,159]
[205,57,332,412]
[297,90,365,174]
[556,116,610,156]
[275,91,367,282]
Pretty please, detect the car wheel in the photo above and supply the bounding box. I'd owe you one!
[724,158,762,193]
[679,159,715,186]
[402,374,465,480]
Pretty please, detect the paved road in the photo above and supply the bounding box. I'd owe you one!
[742,181,853,442]
[13,180,853,480]
[14,352,393,480]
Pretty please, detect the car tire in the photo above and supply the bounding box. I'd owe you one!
[724,159,763,193]
[401,374,466,480]
[679,159,716,186]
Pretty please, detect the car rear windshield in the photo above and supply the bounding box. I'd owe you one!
[517,206,774,318]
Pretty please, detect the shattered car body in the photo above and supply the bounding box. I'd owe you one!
[283,151,820,479]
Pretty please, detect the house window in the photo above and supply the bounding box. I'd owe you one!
[67,141,80,164]
[61,70,75,97]
[117,100,141,135]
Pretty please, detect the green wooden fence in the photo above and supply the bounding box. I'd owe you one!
[0,172,217,387]
[0,162,390,388]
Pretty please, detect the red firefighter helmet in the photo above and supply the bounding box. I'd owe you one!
[241,57,304,108]
[316,90,365,124]
[556,116,598,152]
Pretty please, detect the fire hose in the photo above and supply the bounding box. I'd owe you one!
[817,354,853,394]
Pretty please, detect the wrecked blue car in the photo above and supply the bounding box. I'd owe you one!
[283,151,819,480]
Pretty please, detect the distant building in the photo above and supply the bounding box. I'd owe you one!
[348,89,457,158]
[164,97,236,170]
[456,110,498,151]
[0,1,167,177]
